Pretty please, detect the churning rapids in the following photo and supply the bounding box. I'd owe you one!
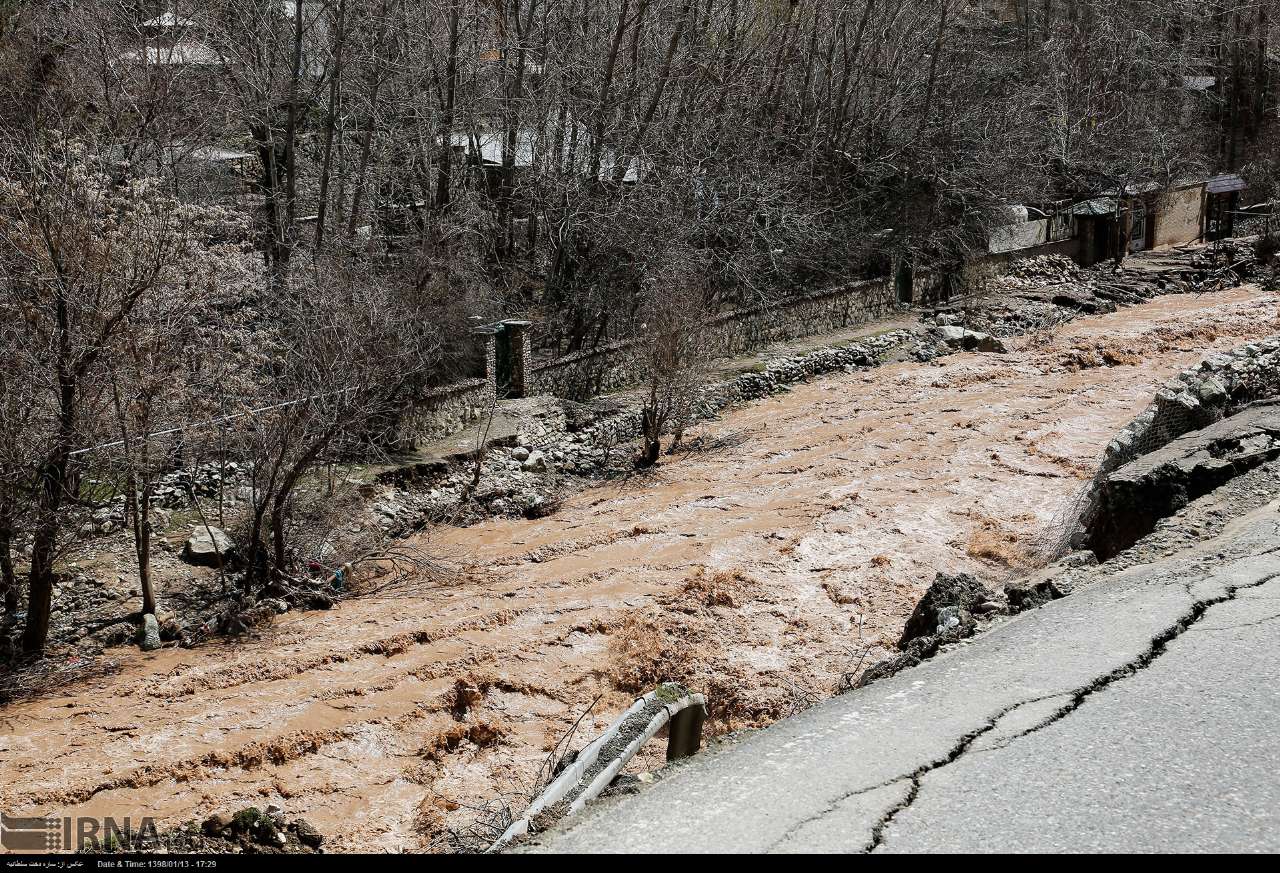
[2,284,1276,851]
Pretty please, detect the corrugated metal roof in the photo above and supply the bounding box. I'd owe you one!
[1069,197,1117,216]
[1206,174,1247,194]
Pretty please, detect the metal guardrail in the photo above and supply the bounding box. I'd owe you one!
[488,683,707,852]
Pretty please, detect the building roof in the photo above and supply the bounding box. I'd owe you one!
[189,146,254,162]
[1069,197,1118,216]
[117,41,221,66]
[1205,174,1247,194]
[144,12,196,28]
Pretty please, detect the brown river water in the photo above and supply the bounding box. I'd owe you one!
[1,285,1276,851]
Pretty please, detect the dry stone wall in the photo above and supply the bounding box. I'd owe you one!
[527,277,903,402]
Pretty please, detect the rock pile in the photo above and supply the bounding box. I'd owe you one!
[991,253,1086,289]
[85,806,325,854]
[924,244,1262,342]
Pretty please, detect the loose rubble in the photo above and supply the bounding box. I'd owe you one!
[857,572,998,688]
[82,806,326,854]
[924,248,1266,340]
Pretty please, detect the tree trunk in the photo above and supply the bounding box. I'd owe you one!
[283,0,304,259]
[615,0,689,183]
[0,523,17,614]
[314,0,348,252]
[252,124,291,291]
[918,0,952,136]
[588,0,631,186]
[436,0,460,210]
[23,298,77,655]
[348,0,392,238]
[24,443,70,655]
[128,479,155,616]
[640,406,661,468]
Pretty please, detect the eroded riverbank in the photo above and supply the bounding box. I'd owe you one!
[1,284,1276,852]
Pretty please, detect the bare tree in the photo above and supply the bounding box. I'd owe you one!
[0,135,248,653]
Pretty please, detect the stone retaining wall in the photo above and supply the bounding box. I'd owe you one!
[407,254,1033,442]
[526,277,903,402]
[549,329,920,457]
[404,377,492,442]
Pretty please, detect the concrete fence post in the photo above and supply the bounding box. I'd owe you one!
[488,685,708,851]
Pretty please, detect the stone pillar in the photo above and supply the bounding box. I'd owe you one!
[502,320,532,399]
[473,326,498,410]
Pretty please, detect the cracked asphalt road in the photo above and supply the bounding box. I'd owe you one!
[523,497,1280,853]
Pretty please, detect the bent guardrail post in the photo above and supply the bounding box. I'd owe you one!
[666,696,706,761]
[488,682,707,852]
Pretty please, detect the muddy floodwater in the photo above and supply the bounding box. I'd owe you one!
[2,286,1277,851]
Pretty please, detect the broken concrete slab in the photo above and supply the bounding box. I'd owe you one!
[1004,551,1096,611]
[897,572,995,648]
[1085,405,1280,559]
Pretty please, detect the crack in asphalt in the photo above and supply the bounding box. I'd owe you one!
[761,692,1058,853]
[1187,608,1280,633]
[761,775,911,852]
[859,565,1280,853]
[857,703,1027,853]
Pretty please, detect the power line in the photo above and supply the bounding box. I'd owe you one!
[69,386,359,458]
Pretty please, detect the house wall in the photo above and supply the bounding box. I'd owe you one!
[1153,185,1204,248]
[989,210,1076,256]
[990,218,1051,254]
